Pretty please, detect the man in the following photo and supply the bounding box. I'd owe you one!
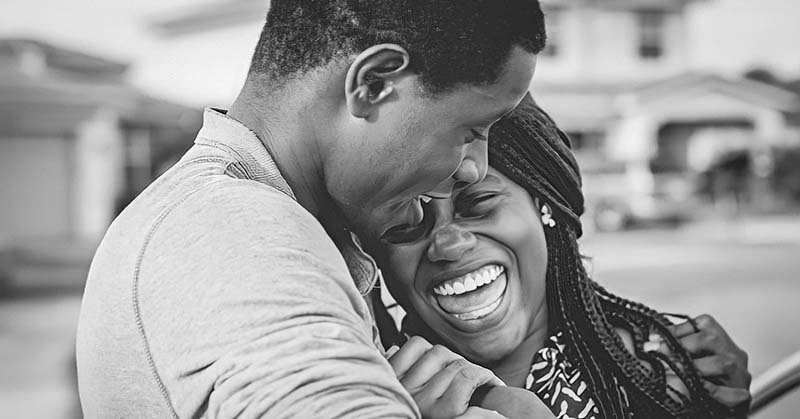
[76,1,546,417]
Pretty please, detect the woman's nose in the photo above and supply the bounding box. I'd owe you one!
[427,224,477,263]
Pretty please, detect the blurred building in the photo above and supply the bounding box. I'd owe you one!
[534,0,800,165]
[0,38,201,253]
[531,0,800,229]
[149,0,800,163]
[146,0,800,230]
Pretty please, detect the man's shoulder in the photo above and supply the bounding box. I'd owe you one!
[98,174,336,281]
[153,176,328,252]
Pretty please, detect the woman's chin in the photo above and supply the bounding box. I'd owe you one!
[462,341,516,366]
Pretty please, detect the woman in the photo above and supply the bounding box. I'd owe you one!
[369,94,750,418]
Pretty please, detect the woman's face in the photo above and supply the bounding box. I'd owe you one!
[374,167,548,364]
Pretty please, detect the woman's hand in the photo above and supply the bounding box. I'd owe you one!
[668,314,751,409]
[479,386,556,419]
[387,336,505,419]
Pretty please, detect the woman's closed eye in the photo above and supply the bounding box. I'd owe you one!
[456,193,498,217]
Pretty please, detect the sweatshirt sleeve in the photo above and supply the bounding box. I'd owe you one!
[135,181,420,419]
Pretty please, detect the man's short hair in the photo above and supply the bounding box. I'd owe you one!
[250,0,546,94]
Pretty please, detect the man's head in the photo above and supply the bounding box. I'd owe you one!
[245,0,546,240]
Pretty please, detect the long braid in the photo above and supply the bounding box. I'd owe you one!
[488,94,737,418]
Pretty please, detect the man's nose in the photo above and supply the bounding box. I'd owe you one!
[428,142,489,197]
[427,224,477,263]
[454,142,488,186]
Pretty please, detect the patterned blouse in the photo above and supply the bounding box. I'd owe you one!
[525,331,629,419]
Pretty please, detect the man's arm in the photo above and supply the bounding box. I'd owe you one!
[137,184,419,418]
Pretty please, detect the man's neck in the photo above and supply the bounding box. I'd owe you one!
[228,82,328,220]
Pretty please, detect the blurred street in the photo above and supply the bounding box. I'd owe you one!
[582,214,800,419]
[1,1,799,417]
[1,215,798,418]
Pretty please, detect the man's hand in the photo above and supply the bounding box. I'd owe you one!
[668,314,751,409]
[387,336,505,419]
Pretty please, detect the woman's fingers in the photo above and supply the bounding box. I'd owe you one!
[677,332,716,357]
[676,320,739,359]
[703,381,751,409]
[388,337,505,419]
[399,344,462,391]
[413,359,468,408]
[666,314,751,391]
[669,314,729,346]
[433,361,500,418]
[668,319,700,339]
[693,355,740,379]
[414,358,493,416]
[388,335,434,379]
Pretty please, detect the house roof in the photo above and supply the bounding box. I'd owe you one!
[151,0,707,37]
[0,38,128,79]
[541,0,705,12]
[532,81,630,132]
[623,72,800,113]
[0,38,201,137]
[150,0,269,37]
[530,71,800,133]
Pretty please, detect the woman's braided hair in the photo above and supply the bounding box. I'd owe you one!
[485,93,737,418]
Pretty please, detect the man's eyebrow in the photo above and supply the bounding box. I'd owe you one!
[482,173,503,185]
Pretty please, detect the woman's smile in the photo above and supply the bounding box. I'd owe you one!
[431,264,507,320]
[376,168,548,363]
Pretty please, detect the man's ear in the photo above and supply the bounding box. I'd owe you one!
[345,44,410,119]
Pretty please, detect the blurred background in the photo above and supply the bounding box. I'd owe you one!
[1,0,799,417]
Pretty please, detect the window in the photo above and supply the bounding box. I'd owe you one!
[542,9,562,57]
[637,10,664,59]
[566,131,603,152]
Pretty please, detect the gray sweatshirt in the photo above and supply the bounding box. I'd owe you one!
[75,109,419,418]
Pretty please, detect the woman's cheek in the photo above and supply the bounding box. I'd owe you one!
[387,248,420,291]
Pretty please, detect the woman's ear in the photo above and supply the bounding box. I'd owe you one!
[345,44,410,119]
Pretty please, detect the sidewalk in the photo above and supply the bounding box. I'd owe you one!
[683,213,800,246]
[579,213,800,273]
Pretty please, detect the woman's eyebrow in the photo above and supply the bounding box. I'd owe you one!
[457,174,502,197]
[482,173,503,185]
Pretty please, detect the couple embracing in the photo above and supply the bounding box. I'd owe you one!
[76,1,750,418]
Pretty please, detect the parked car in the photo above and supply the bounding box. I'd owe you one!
[578,157,696,232]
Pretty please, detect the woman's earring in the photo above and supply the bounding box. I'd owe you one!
[541,202,556,228]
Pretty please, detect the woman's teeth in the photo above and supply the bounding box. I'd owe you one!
[433,264,504,296]
[453,295,504,321]
[432,265,508,322]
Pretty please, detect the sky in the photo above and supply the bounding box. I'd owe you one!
[686,0,800,77]
[2,0,799,105]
